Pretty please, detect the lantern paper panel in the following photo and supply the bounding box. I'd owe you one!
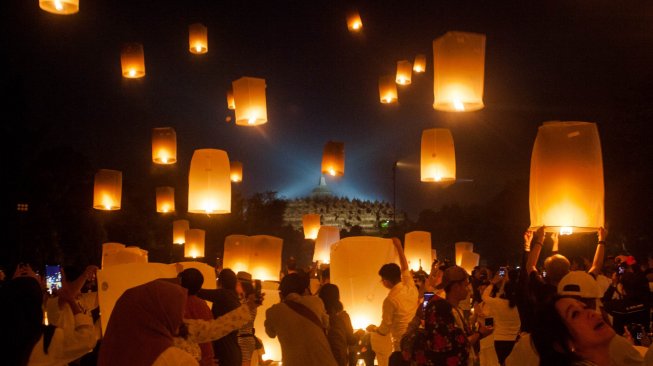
[39,0,78,15]
[227,87,236,110]
[433,31,486,112]
[120,43,146,79]
[184,229,205,258]
[302,214,321,240]
[156,186,175,213]
[460,251,480,275]
[379,75,398,104]
[455,242,473,266]
[413,54,427,73]
[101,243,148,269]
[230,161,243,183]
[396,60,413,85]
[189,23,208,54]
[421,128,456,184]
[313,226,340,264]
[173,220,189,244]
[330,236,399,330]
[152,127,177,164]
[93,169,122,210]
[188,149,231,214]
[321,141,345,177]
[249,235,283,281]
[529,121,604,234]
[404,231,432,271]
[346,10,363,32]
[232,77,268,126]
[223,235,253,274]
[253,281,282,362]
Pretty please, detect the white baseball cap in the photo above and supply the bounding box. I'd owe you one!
[557,270,602,299]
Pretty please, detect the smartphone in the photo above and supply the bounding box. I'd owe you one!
[45,264,62,295]
[485,317,494,327]
[498,267,506,277]
[254,279,263,305]
[618,265,626,275]
[423,291,435,310]
[542,270,547,278]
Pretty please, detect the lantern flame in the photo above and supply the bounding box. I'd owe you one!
[128,69,137,77]
[195,45,202,53]
[414,66,423,72]
[328,168,336,176]
[353,22,361,30]
[453,99,465,111]
[560,227,573,235]
[55,0,63,10]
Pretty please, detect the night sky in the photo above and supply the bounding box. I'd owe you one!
[3,1,653,227]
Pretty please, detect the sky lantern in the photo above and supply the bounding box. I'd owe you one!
[93,169,122,210]
[530,121,604,235]
[313,226,340,264]
[227,86,236,110]
[321,141,345,177]
[172,220,189,245]
[433,31,486,112]
[413,54,426,73]
[331,236,398,330]
[155,186,175,213]
[152,127,177,164]
[302,214,321,240]
[396,60,413,85]
[188,149,231,214]
[39,0,79,15]
[455,241,473,266]
[460,251,480,275]
[188,23,208,54]
[232,77,267,126]
[421,128,456,185]
[253,281,282,362]
[346,10,363,32]
[184,229,205,259]
[223,235,253,274]
[230,161,243,183]
[404,231,432,271]
[248,235,283,281]
[120,43,145,79]
[378,75,398,104]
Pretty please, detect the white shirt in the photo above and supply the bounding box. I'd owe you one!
[481,284,520,341]
[28,313,96,366]
[377,269,419,351]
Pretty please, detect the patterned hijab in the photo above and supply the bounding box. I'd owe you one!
[98,280,187,366]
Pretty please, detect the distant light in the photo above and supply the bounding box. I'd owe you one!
[55,1,63,10]
[17,203,28,212]
[129,69,136,77]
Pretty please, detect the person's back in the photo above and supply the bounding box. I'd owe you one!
[180,268,215,366]
[319,283,358,366]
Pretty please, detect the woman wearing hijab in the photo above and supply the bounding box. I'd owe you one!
[98,279,250,366]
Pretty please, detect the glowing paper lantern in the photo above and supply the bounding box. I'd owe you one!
[379,75,398,104]
[460,251,480,275]
[184,229,205,259]
[152,127,177,164]
[421,128,456,185]
[93,169,122,210]
[39,0,78,15]
[249,235,283,281]
[396,60,413,85]
[302,214,321,240]
[346,10,363,32]
[455,242,474,266]
[120,43,145,79]
[321,141,345,177]
[404,231,432,271]
[433,31,486,112]
[413,54,426,73]
[155,186,175,213]
[223,235,253,274]
[230,161,243,183]
[227,87,236,110]
[313,226,340,264]
[330,236,399,330]
[188,149,231,214]
[529,121,604,234]
[254,281,282,362]
[188,23,208,54]
[101,243,148,268]
[172,220,189,245]
[232,77,267,126]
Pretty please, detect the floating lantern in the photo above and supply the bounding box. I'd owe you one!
[93,169,122,210]
[39,0,79,15]
[413,54,426,73]
[188,149,231,214]
[433,31,486,112]
[232,77,267,126]
[173,220,189,244]
[396,60,413,85]
[421,128,456,185]
[184,229,205,258]
[188,23,208,54]
[313,226,340,264]
[152,127,177,164]
[379,75,398,104]
[223,235,253,274]
[321,141,345,177]
[460,251,480,275]
[230,161,243,183]
[254,281,282,362]
[346,10,363,32]
[302,214,321,240]
[102,243,148,268]
[156,186,175,213]
[120,43,145,79]
[529,121,604,234]
[404,231,432,271]
[455,242,474,266]
[227,86,236,110]
[249,235,283,281]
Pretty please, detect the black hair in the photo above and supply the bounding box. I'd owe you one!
[531,295,583,366]
[63,264,84,283]
[179,268,204,295]
[318,283,344,315]
[279,272,309,298]
[218,268,238,290]
[378,263,401,285]
[241,281,255,297]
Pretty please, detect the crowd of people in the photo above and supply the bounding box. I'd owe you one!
[2,226,653,366]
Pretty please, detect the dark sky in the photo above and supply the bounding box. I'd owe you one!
[3,0,653,221]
